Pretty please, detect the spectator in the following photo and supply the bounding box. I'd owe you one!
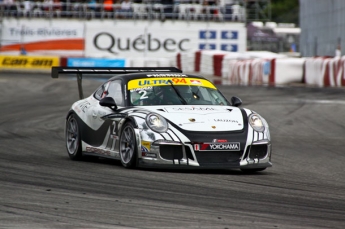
[120,0,131,11]
[103,0,113,12]
[335,44,341,57]
[161,0,173,19]
[116,0,132,18]
[88,0,97,11]
[53,0,62,13]
[4,0,17,15]
[22,0,32,16]
[219,0,233,20]
[43,0,53,11]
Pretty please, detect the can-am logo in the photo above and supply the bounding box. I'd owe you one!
[195,142,240,151]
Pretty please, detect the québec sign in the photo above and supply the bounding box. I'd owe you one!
[85,21,245,58]
[93,32,190,54]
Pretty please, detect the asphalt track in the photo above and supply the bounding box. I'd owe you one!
[0,71,345,229]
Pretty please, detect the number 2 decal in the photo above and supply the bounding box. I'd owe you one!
[139,90,148,100]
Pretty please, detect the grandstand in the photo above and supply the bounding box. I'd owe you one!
[0,0,271,22]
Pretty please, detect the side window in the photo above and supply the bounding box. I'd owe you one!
[107,80,124,106]
[94,85,105,100]
[94,82,109,100]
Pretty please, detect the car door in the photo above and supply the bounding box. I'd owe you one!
[92,80,126,157]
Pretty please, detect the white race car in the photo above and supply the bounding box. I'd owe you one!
[52,67,272,172]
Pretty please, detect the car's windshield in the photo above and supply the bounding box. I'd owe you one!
[128,77,229,106]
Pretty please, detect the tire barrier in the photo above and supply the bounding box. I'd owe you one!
[2,53,344,87]
[223,58,269,85]
[304,56,345,87]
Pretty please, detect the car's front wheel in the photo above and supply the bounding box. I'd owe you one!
[119,122,138,168]
[66,114,82,160]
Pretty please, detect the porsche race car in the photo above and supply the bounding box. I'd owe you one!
[52,67,272,172]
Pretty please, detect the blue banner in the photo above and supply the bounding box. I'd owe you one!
[67,58,126,67]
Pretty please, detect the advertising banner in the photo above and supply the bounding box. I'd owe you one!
[85,21,246,58]
[0,19,246,59]
[0,55,60,69]
[67,57,127,67]
[0,19,84,56]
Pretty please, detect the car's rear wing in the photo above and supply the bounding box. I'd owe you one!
[51,67,183,99]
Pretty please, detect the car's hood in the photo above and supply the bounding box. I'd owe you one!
[142,105,245,131]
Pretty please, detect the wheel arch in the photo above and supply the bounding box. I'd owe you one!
[66,110,77,120]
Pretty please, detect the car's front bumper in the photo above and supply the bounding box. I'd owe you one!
[138,140,272,170]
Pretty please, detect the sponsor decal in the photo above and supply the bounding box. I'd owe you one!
[78,101,91,113]
[214,119,239,123]
[86,146,111,156]
[67,58,126,67]
[128,77,216,90]
[0,56,59,69]
[141,145,149,152]
[141,141,151,151]
[172,107,216,111]
[138,78,187,86]
[73,104,81,113]
[141,141,154,158]
[190,80,201,85]
[142,152,157,158]
[147,74,187,77]
[212,139,227,143]
[130,86,153,92]
[194,142,240,151]
[8,27,78,37]
[110,134,118,139]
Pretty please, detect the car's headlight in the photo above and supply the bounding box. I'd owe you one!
[146,113,168,133]
[249,114,265,132]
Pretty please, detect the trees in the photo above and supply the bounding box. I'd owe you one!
[269,0,299,25]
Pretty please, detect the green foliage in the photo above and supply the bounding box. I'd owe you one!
[269,0,299,25]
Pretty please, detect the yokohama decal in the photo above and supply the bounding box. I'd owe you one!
[194,142,240,151]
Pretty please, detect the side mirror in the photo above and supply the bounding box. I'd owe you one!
[99,97,117,111]
[230,96,242,107]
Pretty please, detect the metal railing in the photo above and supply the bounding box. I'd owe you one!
[0,1,271,22]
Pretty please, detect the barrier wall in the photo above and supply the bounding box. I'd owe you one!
[178,50,306,86]
[304,57,345,87]
[1,52,345,88]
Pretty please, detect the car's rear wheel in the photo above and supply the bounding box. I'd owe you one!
[119,122,137,168]
[66,114,83,160]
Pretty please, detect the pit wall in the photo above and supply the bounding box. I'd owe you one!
[1,52,344,87]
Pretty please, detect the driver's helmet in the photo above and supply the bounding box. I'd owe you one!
[177,85,193,99]
[154,86,170,97]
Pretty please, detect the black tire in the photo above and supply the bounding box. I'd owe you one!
[240,168,267,173]
[119,122,138,168]
[65,114,83,160]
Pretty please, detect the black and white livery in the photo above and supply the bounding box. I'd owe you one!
[52,67,272,172]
